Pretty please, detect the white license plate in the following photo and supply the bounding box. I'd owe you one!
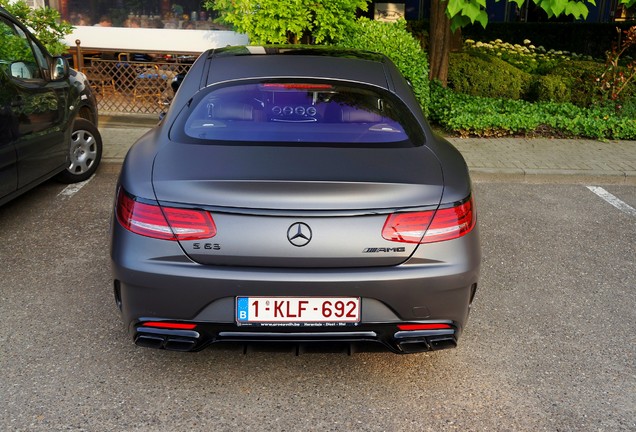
[236,297,360,324]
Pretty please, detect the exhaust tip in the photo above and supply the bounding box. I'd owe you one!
[398,340,431,354]
[165,338,197,352]
[429,336,457,350]
[135,334,165,349]
[134,328,200,352]
[397,336,457,353]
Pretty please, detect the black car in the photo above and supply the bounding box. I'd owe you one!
[0,6,102,206]
[111,46,480,354]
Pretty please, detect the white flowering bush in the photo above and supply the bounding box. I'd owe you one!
[448,37,609,106]
[463,38,593,75]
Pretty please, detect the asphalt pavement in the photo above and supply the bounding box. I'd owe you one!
[1,115,634,431]
[2,177,634,431]
[98,115,636,184]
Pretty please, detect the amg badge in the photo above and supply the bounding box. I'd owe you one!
[362,247,406,253]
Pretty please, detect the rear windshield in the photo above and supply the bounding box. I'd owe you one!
[172,80,424,147]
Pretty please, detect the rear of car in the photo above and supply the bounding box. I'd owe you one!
[111,47,480,354]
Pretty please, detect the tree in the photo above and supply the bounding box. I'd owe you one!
[430,0,636,85]
[204,0,635,87]
[203,0,368,44]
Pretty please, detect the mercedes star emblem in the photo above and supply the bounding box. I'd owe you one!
[287,222,312,247]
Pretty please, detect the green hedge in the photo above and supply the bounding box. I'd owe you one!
[428,83,636,140]
[448,52,532,100]
[527,75,571,103]
[334,18,430,116]
[447,52,635,108]
[546,60,636,108]
[545,60,606,107]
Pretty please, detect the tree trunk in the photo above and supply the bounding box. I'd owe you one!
[429,0,452,86]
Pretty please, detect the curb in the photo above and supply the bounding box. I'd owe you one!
[99,114,159,128]
[471,169,636,185]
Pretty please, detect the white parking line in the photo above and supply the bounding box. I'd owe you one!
[57,176,94,198]
[586,186,636,217]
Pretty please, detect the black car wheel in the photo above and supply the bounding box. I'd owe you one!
[56,118,102,183]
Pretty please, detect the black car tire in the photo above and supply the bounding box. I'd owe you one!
[56,118,103,183]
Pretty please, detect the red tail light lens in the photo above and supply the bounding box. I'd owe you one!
[423,197,475,243]
[382,197,475,244]
[162,207,217,241]
[381,211,434,243]
[116,189,216,241]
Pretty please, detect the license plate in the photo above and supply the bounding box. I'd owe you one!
[236,297,360,324]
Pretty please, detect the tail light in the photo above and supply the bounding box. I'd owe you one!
[116,189,216,241]
[382,196,475,244]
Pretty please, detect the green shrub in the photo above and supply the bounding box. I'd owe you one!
[450,47,633,108]
[527,75,571,103]
[204,0,367,44]
[448,52,532,100]
[616,97,636,120]
[0,0,73,56]
[546,60,605,107]
[428,82,636,140]
[334,18,430,116]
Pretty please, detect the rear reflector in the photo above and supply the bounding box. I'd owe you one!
[141,322,197,330]
[116,189,216,241]
[397,324,452,331]
[382,196,475,244]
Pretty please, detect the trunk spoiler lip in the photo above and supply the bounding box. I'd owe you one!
[155,200,441,218]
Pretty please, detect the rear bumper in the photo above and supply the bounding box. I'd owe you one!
[131,319,459,354]
[111,222,480,353]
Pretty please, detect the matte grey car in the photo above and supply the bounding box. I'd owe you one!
[110,46,480,354]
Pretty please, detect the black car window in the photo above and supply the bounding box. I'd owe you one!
[175,81,424,147]
[0,17,42,80]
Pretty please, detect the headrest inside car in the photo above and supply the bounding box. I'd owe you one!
[341,107,382,123]
[209,102,254,121]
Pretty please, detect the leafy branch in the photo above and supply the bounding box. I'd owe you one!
[203,0,368,44]
[445,0,636,33]
[0,0,73,56]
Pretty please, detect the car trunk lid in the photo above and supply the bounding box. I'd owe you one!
[152,143,443,267]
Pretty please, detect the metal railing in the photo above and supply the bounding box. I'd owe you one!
[82,57,192,115]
